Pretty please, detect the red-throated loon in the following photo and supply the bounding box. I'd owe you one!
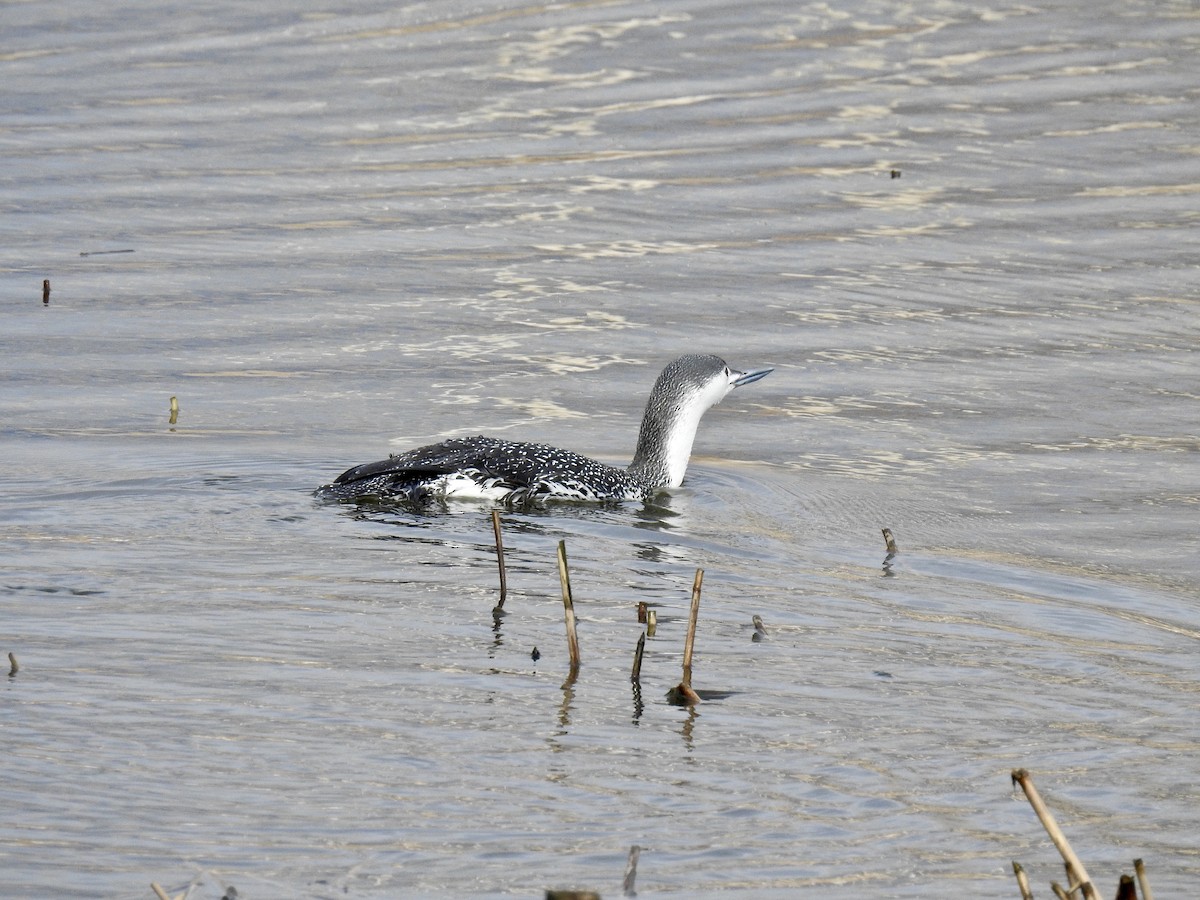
[316,354,772,505]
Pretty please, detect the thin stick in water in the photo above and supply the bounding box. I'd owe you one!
[556,540,581,672]
[169,396,179,426]
[8,652,18,677]
[1011,769,1099,900]
[681,568,703,688]
[491,510,508,611]
[42,279,50,305]
[631,632,646,684]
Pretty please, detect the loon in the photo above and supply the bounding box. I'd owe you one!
[317,354,772,505]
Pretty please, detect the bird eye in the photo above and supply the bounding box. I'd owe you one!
[723,366,731,376]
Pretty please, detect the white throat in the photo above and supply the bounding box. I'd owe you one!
[631,372,735,489]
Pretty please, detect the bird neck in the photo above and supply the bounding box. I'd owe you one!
[627,396,704,489]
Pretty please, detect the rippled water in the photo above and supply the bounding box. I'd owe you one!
[3,1,1198,897]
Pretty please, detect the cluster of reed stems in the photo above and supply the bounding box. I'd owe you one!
[491,511,715,706]
[1011,769,1153,900]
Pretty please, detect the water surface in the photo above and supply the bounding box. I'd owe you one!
[2,0,1198,896]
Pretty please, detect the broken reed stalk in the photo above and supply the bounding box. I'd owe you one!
[1134,858,1153,900]
[150,883,172,900]
[1011,861,1034,900]
[881,527,898,555]
[556,540,581,672]
[667,569,704,705]
[491,510,508,611]
[42,279,50,305]
[623,844,641,897]
[752,614,768,641]
[1011,769,1099,900]
[7,652,17,677]
[631,632,646,683]
[169,395,179,426]
[681,568,703,689]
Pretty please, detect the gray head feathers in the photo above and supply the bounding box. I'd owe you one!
[627,354,772,489]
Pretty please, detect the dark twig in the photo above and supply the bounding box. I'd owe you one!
[631,632,645,684]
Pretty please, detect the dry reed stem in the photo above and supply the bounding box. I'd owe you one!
[490,510,507,610]
[681,568,703,688]
[1011,769,1099,900]
[1012,860,1034,900]
[667,569,704,705]
[556,541,580,671]
[1134,858,1153,900]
